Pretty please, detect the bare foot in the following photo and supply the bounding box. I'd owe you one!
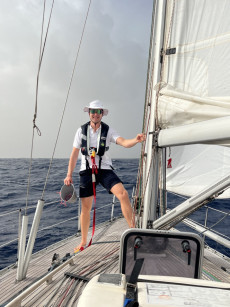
[74,242,87,253]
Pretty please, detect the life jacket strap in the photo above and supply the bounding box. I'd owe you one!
[99,156,102,170]
[89,146,109,153]
[80,121,109,157]
[85,155,90,169]
[85,147,109,170]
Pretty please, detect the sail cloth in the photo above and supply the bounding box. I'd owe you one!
[158,0,230,128]
[158,84,230,129]
[166,145,230,199]
[157,0,230,198]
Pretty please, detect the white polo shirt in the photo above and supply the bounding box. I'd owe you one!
[73,124,120,171]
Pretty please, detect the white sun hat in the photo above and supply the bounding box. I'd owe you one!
[83,100,108,116]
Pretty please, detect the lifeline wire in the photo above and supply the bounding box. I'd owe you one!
[41,0,92,200]
[199,210,230,236]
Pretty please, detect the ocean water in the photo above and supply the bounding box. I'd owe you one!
[0,158,138,270]
[0,158,230,270]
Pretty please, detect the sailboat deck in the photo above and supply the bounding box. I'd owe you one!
[0,218,127,306]
[0,218,230,306]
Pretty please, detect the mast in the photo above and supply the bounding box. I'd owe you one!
[142,0,167,228]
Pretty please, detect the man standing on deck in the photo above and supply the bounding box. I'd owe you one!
[64,100,145,251]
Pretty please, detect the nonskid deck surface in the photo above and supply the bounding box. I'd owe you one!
[203,248,230,283]
[0,218,128,306]
[0,218,230,306]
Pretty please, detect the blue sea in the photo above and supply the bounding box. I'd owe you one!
[0,159,230,270]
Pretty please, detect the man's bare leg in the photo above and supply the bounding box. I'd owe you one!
[74,196,93,251]
[110,183,135,228]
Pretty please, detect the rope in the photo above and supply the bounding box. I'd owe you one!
[25,0,55,214]
[55,247,120,305]
[91,151,98,204]
[41,0,92,200]
[78,247,119,276]
[75,149,98,252]
[46,251,120,306]
[44,278,67,307]
[57,278,75,307]
[63,278,81,306]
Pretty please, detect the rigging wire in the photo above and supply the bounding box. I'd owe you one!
[134,0,174,225]
[134,1,156,224]
[136,0,177,225]
[135,65,155,216]
[25,0,55,214]
[41,0,92,200]
[154,0,176,218]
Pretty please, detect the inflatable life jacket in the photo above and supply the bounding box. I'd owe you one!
[81,121,109,169]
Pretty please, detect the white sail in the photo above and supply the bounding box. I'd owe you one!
[158,84,230,129]
[155,0,230,198]
[160,0,230,101]
[158,0,230,127]
[166,145,230,198]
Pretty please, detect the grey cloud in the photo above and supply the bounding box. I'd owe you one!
[0,0,153,158]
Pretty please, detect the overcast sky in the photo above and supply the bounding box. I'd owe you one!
[0,0,153,159]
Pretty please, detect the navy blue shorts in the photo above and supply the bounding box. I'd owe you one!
[79,169,122,198]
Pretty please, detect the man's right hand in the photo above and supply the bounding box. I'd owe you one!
[64,147,79,186]
[64,175,73,186]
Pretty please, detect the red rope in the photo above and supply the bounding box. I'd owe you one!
[57,278,75,307]
[91,154,98,203]
[87,152,98,247]
[74,152,97,253]
[79,247,119,275]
